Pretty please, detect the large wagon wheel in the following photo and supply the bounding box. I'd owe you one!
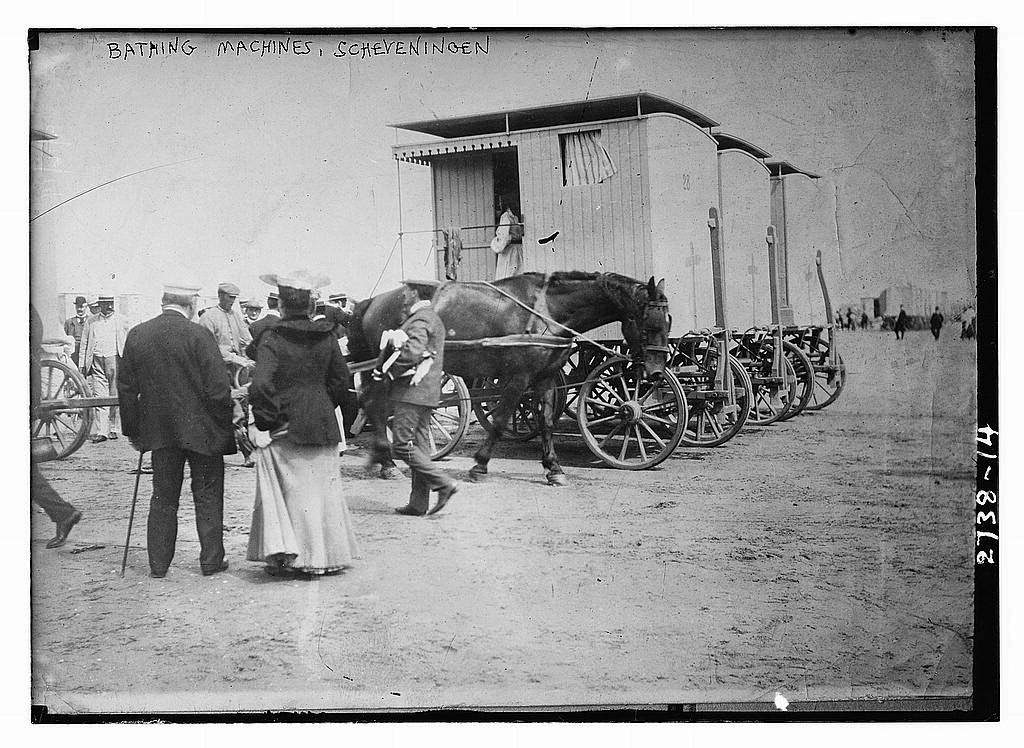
[31,359,93,460]
[776,341,814,422]
[427,373,471,459]
[806,346,847,409]
[746,355,798,427]
[680,355,752,448]
[577,358,687,470]
[471,370,568,442]
[562,343,618,419]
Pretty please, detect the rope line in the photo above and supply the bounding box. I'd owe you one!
[477,280,623,359]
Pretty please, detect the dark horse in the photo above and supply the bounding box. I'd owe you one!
[347,272,670,485]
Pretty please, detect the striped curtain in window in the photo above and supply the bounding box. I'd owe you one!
[561,130,617,186]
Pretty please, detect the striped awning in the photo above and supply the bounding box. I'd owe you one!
[393,133,520,165]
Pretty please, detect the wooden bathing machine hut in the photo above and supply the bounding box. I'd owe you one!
[765,160,822,325]
[390,92,724,337]
[712,132,774,332]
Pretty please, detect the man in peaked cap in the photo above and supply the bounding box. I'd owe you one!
[63,295,89,367]
[80,293,128,441]
[118,282,236,578]
[198,281,253,369]
[241,298,263,328]
[245,291,280,359]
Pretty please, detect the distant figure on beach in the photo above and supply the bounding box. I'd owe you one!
[846,308,854,331]
[930,307,944,340]
[860,311,869,330]
[960,306,976,340]
[894,306,908,340]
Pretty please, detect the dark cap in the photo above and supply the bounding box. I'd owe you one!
[74,296,87,306]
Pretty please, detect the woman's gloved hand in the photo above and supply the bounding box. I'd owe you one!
[247,424,273,449]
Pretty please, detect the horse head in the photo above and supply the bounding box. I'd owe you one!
[619,276,670,374]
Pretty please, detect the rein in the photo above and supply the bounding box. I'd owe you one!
[478,280,623,359]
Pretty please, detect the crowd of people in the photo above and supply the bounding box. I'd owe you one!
[31,272,458,578]
[833,304,977,341]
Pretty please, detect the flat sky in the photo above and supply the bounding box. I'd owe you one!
[29,29,976,331]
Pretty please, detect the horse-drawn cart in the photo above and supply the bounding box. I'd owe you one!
[31,346,117,461]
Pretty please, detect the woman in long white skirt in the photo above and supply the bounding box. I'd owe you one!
[246,271,359,576]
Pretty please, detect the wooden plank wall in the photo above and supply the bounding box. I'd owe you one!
[431,153,495,281]
[645,115,720,333]
[717,151,772,331]
[516,119,652,282]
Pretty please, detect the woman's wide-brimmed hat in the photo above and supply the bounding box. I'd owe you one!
[259,270,331,291]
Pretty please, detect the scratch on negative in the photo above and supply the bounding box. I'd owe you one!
[317,610,334,672]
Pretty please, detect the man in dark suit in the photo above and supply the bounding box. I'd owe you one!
[117,284,236,578]
[387,284,459,517]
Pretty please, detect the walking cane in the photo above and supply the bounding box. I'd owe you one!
[120,450,145,577]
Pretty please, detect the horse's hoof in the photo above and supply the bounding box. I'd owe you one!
[379,466,406,481]
[467,467,488,483]
[546,472,569,486]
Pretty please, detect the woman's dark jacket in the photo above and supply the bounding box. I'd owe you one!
[249,317,353,445]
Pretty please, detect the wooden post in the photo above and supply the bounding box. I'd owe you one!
[766,225,781,325]
[683,241,704,331]
[747,253,759,328]
[708,207,727,329]
[816,249,840,365]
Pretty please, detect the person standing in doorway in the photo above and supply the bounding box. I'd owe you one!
[80,293,127,442]
[930,306,944,340]
[491,199,524,279]
[894,305,908,340]
[117,283,236,578]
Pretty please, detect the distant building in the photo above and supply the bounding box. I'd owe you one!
[877,284,950,317]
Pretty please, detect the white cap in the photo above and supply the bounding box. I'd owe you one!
[259,270,331,291]
[163,283,202,296]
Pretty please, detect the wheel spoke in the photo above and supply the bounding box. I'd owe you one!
[634,425,648,462]
[618,425,632,461]
[637,418,667,448]
[584,396,619,412]
[594,381,624,404]
[599,421,626,450]
[708,414,724,438]
[641,411,676,427]
[54,414,78,434]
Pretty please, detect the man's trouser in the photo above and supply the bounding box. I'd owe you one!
[147,447,225,575]
[31,461,78,524]
[89,354,120,435]
[390,401,454,513]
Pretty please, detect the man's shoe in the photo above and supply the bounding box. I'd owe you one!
[380,465,406,481]
[201,561,230,576]
[108,432,119,440]
[394,505,425,517]
[242,458,255,468]
[89,435,107,444]
[427,483,459,516]
[46,510,82,548]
